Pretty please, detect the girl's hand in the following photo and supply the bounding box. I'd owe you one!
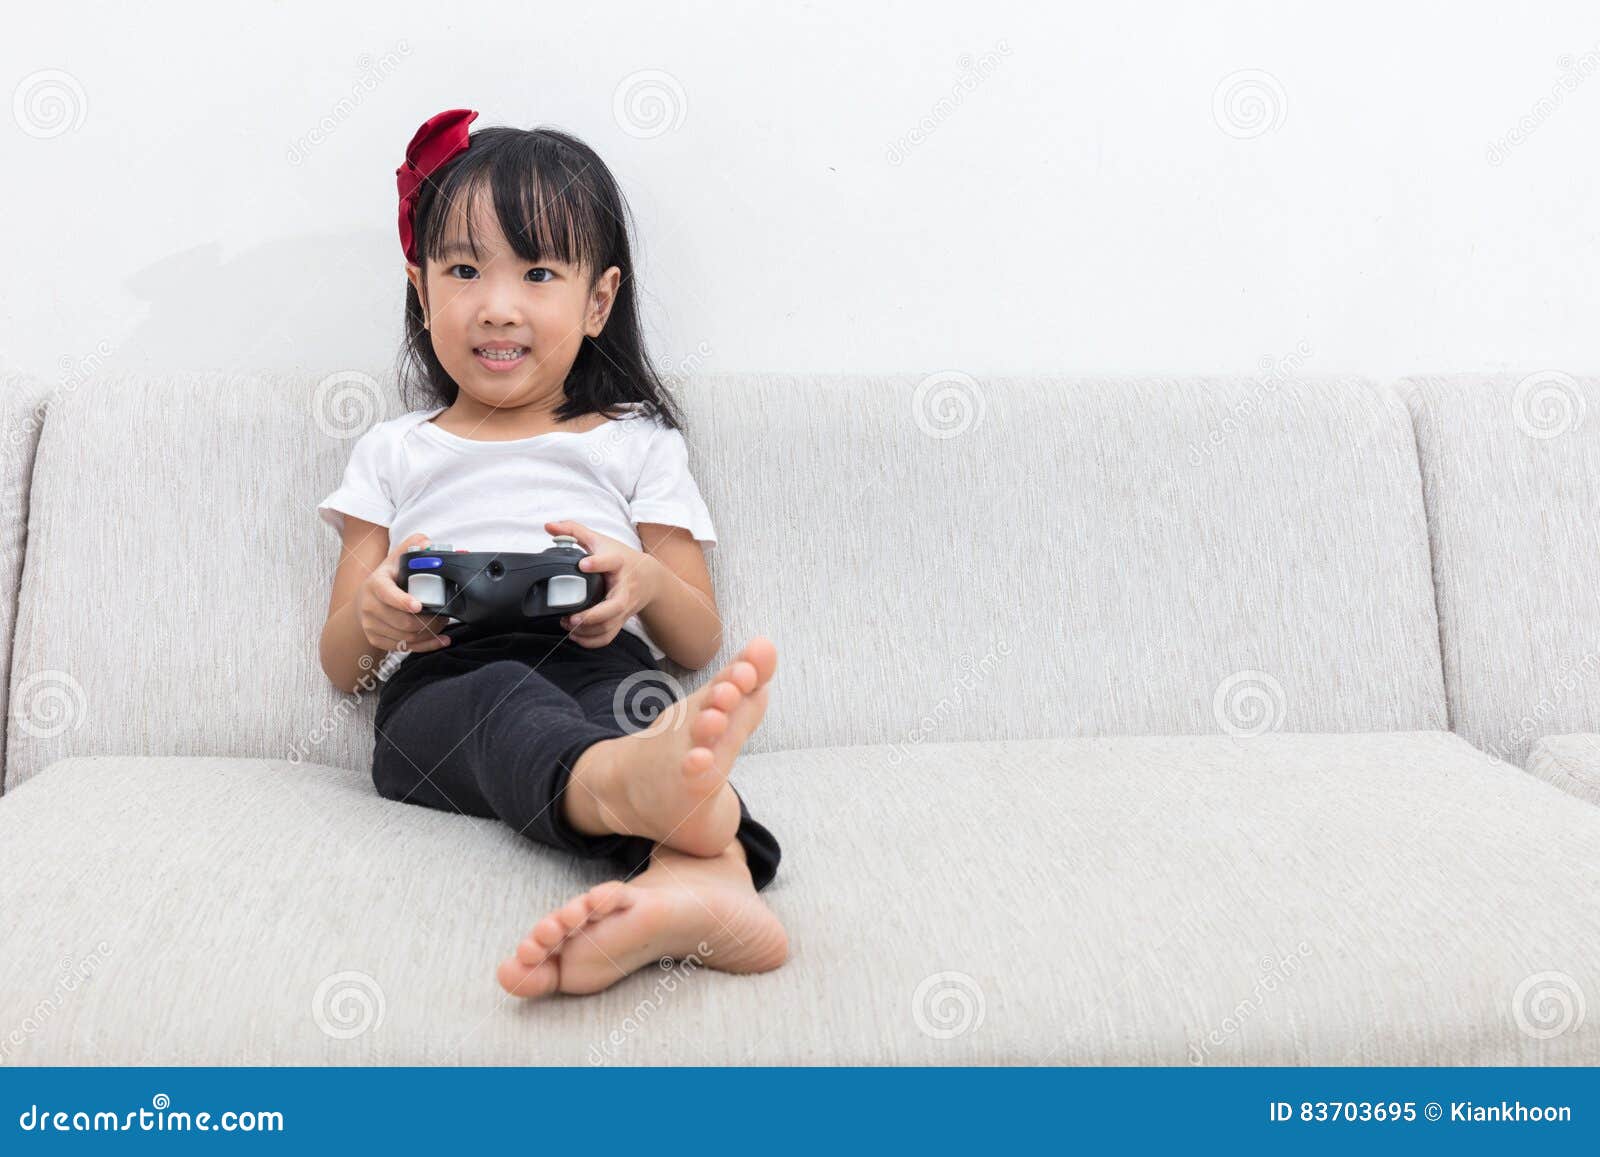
[355,531,454,654]
[544,519,664,648]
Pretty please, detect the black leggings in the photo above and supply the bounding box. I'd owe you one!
[369,623,780,892]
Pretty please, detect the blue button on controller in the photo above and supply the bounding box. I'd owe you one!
[408,557,443,570]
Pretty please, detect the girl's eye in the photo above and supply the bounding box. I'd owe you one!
[446,264,553,282]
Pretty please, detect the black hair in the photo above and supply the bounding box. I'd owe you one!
[396,124,681,430]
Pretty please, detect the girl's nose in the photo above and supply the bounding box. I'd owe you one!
[476,285,525,327]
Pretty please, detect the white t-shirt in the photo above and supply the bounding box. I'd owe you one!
[317,403,716,661]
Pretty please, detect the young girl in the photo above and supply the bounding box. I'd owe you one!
[316,109,789,999]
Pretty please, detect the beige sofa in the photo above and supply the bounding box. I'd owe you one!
[0,369,1596,1064]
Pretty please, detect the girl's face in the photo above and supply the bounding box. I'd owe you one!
[406,201,621,412]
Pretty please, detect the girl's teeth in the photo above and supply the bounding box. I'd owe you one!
[477,348,525,361]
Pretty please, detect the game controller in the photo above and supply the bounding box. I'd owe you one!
[399,535,605,631]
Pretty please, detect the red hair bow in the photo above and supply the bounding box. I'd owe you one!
[396,108,478,265]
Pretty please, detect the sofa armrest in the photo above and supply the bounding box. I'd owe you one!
[1527,734,1600,806]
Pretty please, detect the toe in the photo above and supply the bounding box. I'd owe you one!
[724,660,759,694]
[741,637,779,684]
[692,706,729,747]
[683,746,716,776]
[707,679,742,713]
[498,956,559,999]
[557,895,592,929]
[587,880,628,918]
[531,914,567,950]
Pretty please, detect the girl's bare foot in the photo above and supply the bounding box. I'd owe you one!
[496,842,789,999]
[564,636,777,858]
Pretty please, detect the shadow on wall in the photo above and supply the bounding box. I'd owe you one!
[107,229,403,377]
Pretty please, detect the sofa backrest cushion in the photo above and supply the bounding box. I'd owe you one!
[1404,373,1600,767]
[0,374,54,792]
[4,371,1448,786]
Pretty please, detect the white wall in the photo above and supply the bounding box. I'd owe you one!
[3,1,1599,389]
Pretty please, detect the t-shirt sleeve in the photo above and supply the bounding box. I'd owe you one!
[317,425,395,536]
[628,425,717,547]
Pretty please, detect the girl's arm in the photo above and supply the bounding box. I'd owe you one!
[320,518,390,694]
[636,523,723,670]
[320,516,451,693]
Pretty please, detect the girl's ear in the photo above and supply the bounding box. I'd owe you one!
[405,262,428,327]
[584,265,622,338]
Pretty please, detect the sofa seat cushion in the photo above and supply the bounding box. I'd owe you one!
[1527,733,1600,807]
[0,731,1596,1065]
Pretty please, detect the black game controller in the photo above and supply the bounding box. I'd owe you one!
[400,535,605,631]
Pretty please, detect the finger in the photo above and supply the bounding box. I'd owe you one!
[402,632,452,652]
[377,580,424,614]
[387,531,431,564]
[403,622,449,645]
[544,520,594,549]
[570,595,627,626]
[577,552,622,574]
[566,614,622,639]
